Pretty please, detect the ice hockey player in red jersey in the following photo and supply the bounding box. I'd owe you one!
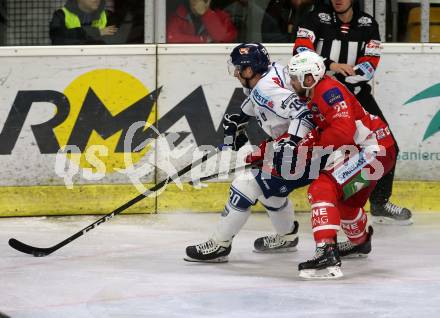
[277,50,397,279]
[292,0,412,225]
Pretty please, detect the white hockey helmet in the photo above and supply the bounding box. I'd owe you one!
[288,50,326,89]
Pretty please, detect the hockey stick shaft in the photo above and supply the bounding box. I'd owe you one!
[9,149,218,257]
[188,160,262,185]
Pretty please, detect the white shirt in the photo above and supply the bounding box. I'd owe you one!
[241,62,314,139]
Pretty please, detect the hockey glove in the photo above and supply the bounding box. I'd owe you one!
[345,61,375,84]
[221,113,249,151]
[273,136,301,176]
[245,138,272,167]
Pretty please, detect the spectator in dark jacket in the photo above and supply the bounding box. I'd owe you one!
[50,0,118,45]
[262,0,314,43]
[167,0,238,43]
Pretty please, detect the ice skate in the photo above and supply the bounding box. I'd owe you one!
[253,221,299,253]
[184,238,232,263]
[298,243,343,280]
[338,226,373,259]
[371,202,413,225]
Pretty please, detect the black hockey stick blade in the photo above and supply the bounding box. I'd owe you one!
[8,238,55,257]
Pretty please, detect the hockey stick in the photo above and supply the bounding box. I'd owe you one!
[188,160,262,186]
[9,149,219,257]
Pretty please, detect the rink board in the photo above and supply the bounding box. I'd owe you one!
[0,44,439,216]
[0,181,438,216]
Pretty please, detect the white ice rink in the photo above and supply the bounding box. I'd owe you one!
[1,212,440,318]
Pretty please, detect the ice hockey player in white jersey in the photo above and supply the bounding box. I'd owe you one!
[184,43,316,262]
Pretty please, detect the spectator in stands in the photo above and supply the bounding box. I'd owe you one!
[167,0,238,43]
[50,0,119,45]
[113,0,144,44]
[262,0,314,43]
[212,0,249,42]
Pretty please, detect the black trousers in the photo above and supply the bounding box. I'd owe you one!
[355,85,399,205]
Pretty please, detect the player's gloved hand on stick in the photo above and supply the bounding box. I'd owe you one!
[220,113,249,151]
[245,138,272,167]
[273,136,299,176]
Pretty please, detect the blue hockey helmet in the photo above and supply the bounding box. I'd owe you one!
[229,43,270,75]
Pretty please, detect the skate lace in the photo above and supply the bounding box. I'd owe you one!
[338,240,354,252]
[263,234,284,248]
[196,239,218,255]
[306,247,325,262]
[385,202,403,215]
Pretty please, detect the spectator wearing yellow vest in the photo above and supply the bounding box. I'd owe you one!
[50,0,118,45]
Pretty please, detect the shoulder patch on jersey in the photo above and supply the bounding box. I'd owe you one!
[322,87,344,106]
[318,12,331,23]
[358,16,372,26]
[365,39,381,57]
[297,27,316,42]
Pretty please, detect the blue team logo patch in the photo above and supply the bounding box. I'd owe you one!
[322,88,344,106]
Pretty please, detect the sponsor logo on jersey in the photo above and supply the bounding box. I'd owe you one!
[365,40,381,56]
[332,150,375,184]
[322,88,344,106]
[297,27,316,42]
[358,16,372,26]
[375,127,391,140]
[252,87,273,108]
[333,111,349,119]
[318,12,331,23]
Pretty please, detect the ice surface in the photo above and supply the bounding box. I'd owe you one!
[1,212,440,318]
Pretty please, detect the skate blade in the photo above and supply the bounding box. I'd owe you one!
[372,216,413,226]
[299,266,343,280]
[183,256,229,263]
[253,246,298,254]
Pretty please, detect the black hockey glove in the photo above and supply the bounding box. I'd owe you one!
[273,135,302,177]
[221,113,249,151]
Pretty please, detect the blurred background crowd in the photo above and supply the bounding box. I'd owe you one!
[0,0,438,46]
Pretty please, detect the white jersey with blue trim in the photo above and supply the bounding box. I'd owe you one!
[240,62,314,139]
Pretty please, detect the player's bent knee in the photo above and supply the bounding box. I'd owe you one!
[226,186,256,213]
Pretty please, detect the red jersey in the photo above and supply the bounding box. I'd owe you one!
[301,75,394,150]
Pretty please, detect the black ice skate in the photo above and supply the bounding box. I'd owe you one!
[298,243,343,280]
[370,201,413,225]
[184,238,231,263]
[338,226,374,259]
[253,221,299,253]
